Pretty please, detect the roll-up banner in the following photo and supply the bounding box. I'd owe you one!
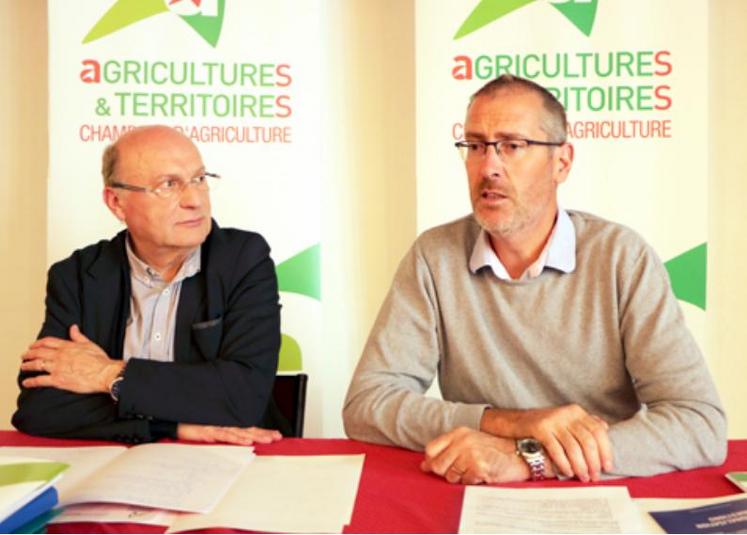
[48,0,326,435]
[416,0,708,347]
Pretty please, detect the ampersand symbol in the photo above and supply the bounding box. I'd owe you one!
[95,98,111,116]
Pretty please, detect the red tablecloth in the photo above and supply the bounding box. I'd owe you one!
[1,431,745,533]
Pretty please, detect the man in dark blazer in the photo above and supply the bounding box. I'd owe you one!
[13,125,282,445]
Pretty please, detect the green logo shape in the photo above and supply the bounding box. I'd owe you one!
[276,243,321,301]
[83,0,225,48]
[278,334,303,372]
[455,0,598,40]
[274,243,322,372]
[550,0,598,36]
[664,242,707,310]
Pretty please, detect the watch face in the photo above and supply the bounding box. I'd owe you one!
[519,439,542,454]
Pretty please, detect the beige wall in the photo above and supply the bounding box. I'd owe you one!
[0,1,48,429]
[1,0,745,440]
[320,0,416,436]
[708,0,747,438]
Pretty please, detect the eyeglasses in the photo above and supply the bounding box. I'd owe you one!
[110,172,220,199]
[455,139,564,162]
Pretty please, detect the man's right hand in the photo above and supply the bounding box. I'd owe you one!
[480,404,613,482]
[176,424,282,446]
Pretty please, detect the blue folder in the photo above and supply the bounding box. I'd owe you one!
[0,487,58,534]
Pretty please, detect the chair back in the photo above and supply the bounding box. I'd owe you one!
[271,373,308,437]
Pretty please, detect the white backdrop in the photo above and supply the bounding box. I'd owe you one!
[48,0,328,435]
[416,0,708,348]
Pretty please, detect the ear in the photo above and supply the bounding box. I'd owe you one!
[553,142,574,186]
[103,187,127,223]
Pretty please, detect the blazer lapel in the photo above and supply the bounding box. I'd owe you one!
[175,274,203,363]
[85,231,130,361]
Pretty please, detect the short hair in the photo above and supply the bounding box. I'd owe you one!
[469,74,567,143]
[101,142,119,186]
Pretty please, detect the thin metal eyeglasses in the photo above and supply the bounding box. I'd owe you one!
[455,139,564,162]
[109,172,220,199]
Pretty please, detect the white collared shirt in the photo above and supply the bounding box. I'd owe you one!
[123,238,201,362]
[468,208,576,281]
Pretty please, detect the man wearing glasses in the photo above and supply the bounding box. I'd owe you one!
[343,75,726,484]
[13,125,282,446]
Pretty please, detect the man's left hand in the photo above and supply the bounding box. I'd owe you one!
[420,427,533,484]
[21,325,123,394]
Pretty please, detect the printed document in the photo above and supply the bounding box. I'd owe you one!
[0,444,253,514]
[459,486,643,534]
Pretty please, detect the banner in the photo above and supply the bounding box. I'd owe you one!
[48,0,327,435]
[416,0,708,346]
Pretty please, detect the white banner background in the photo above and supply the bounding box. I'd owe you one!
[48,0,327,435]
[416,0,708,348]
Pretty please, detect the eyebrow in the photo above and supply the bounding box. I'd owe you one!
[463,131,530,140]
[153,166,206,183]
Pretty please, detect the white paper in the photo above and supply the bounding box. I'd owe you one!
[635,494,747,534]
[1,444,253,514]
[168,454,365,534]
[459,486,643,534]
[51,502,180,527]
[64,444,253,514]
[0,446,125,505]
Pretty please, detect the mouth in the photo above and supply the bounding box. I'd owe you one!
[479,190,510,203]
[176,217,205,227]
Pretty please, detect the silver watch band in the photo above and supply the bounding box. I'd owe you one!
[516,438,547,481]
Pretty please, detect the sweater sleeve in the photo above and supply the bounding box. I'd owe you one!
[608,244,727,476]
[342,241,488,450]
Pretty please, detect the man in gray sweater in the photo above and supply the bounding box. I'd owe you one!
[343,75,726,484]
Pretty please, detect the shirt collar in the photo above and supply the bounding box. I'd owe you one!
[469,208,576,281]
[125,235,201,287]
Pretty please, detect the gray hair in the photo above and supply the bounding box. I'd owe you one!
[101,142,119,186]
[469,74,567,143]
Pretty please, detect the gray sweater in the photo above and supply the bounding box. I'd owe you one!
[343,211,727,476]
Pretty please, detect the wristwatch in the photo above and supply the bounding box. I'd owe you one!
[109,366,127,403]
[516,438,546,481]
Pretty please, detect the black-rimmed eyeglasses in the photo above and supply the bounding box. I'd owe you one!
[455,139,564,162]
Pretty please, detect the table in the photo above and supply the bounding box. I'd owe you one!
[1,431,745,533]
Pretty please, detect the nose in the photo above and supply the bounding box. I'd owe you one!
[477,144,506,180]
[178,182,206,209]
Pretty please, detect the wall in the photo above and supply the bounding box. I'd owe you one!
[708,0,747,437]
[0,0,745,439]
[0,1,48,429]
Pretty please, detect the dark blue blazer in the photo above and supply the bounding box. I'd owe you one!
[12,221,281,443]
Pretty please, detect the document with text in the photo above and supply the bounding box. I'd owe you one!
[0,444,254,514]
[459,486,643,534]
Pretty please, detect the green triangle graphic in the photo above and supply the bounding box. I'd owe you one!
[454,0,537,40]
[276,244,321,301]
[82,0,168,44]
[664,242,707,311]
[550,0,598,37]
[278,333,303,372]
[179,0,226,47]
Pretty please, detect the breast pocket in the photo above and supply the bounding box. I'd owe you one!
[191,317,223,361]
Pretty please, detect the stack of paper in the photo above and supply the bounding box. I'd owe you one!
[459,486,643,534]
[1,446,365,533]
[0,444,254,520]
[168,455,365,533]
[0,456,68,533]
